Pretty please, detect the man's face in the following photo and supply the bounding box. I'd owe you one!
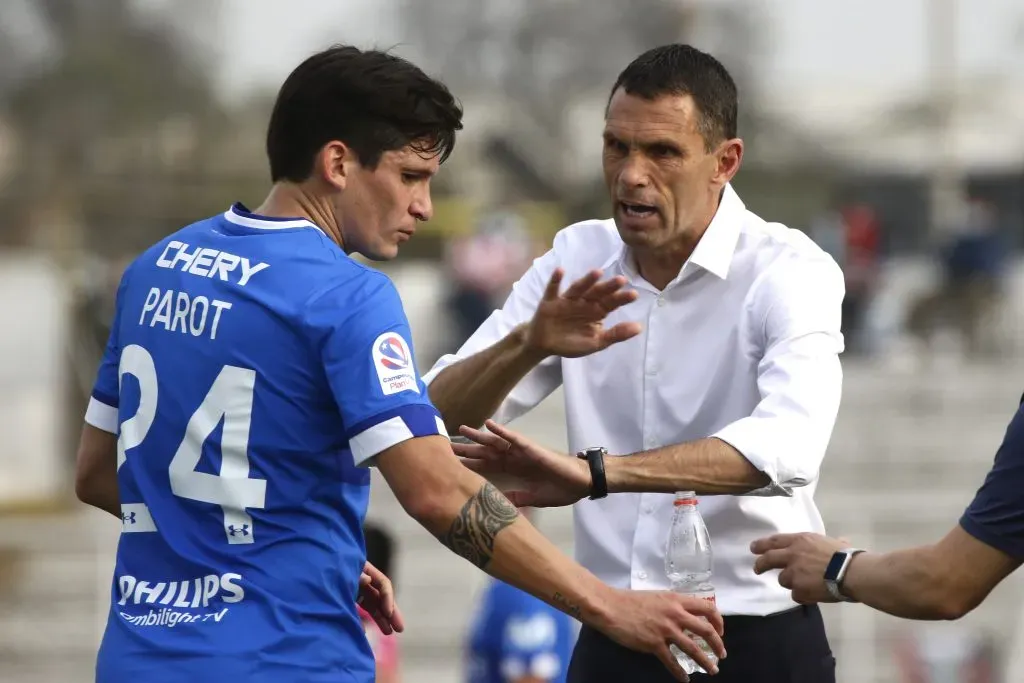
[335,144,439,261]
[602,90,731,252]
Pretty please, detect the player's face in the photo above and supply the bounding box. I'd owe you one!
[602,90,740,254]
[337,144,439,261]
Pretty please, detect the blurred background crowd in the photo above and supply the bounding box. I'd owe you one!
[1,1,1024,682]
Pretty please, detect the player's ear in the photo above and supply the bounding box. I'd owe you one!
[318,140,354,191]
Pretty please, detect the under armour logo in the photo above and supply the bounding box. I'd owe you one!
[228,524,250,537]
[121,512,137,525]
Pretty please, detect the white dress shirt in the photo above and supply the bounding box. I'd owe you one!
[424,185,845,616]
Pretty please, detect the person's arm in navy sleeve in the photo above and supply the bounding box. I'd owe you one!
[76,268,131,518]
[305,270,725,677]
[752,402,1024,620]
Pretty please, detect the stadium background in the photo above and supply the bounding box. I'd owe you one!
[2,1,1024,681]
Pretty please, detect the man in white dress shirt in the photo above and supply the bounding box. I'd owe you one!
[424,44,845,682]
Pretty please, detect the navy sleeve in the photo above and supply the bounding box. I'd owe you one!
[959,399,1024,560]
[303,269,447,466]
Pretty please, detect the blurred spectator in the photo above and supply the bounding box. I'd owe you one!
[809,202,882,355]
[361,522,402,683]
[892,626,1000,683]
[464,509,577,683]
[906,198,1007,357]
[444,209,537,347]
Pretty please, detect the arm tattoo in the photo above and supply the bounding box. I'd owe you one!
[552,592,583,621]
[439,482,519,569]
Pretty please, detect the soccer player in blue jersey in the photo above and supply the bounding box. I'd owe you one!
[466,510,578,683]
[73,45,725,683]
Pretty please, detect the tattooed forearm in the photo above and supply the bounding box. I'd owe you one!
[552,592,583,621]
[439,482,519,569]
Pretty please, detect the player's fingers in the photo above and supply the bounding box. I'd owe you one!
[562,269,602,299]
[388,603,406,633]
[778,567,795,590]
[680,597,724,637]
[541,268,564,301]
[655,643,689,682]
[753,548,791,575]
[750,533,795,554]
[359,572,372,588]
[685,615,726,661]
[598,322,642,349]
[370,572,395,619]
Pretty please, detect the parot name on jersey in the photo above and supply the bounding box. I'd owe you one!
[156,241,269,286]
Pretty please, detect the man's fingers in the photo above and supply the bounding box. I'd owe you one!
[451,442,492,460]
[581,275,630,302]
[750,533,796,555]
[752,548,791,575]
[655,644,689,682]
[459,424,512,451]
[482,419,526,449]
[562,269,602,299]
[541,268,565,301]
[598,322,642,348]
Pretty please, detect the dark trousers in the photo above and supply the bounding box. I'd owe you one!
[567,605,835,683]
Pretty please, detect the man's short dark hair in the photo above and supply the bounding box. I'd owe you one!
[608,44,738,150]
[266,45,464,182]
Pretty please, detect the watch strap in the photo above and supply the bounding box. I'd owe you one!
[577,447,608,500]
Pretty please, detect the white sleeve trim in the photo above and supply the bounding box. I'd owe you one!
[349,414,449,467]
[84,397,119,434]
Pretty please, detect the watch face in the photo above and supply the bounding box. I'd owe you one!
[824,551,847,581]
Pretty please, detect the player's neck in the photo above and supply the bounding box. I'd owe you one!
[253,184,345,248]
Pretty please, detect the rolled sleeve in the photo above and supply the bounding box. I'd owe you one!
[713,253,845,495]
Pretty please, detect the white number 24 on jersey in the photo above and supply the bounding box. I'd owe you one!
[117,344,267,545]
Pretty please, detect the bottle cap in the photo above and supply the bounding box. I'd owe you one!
[673,491,698,507]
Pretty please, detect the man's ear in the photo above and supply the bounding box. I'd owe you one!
[316,140,355,191]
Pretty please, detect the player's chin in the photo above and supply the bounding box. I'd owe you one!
[362,242,401,262]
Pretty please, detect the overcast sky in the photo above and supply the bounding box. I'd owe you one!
[201,0,1024,101]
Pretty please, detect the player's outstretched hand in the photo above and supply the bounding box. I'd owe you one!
[598,588,725,681]
[523,268,641,359]
[454,419,589,508]
[357,561,405,635]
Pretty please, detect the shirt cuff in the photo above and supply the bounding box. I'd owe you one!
[347,404,449,466]
[84,396,119,434]
[709,426,801,498]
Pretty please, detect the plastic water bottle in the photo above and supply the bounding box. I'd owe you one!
[664,491,717,675]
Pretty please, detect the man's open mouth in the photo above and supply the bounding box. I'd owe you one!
[620,201,657,218]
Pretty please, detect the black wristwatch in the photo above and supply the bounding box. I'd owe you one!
[576,447,609,500]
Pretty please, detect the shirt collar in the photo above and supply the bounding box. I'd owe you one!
[601,183,745,283]
[223,202,325,235]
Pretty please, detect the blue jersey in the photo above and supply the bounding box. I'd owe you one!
[85,204,447,683]
[466,580,577,683]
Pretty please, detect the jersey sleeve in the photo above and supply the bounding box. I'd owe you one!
[959,399,1024,560]
[496,600,566,683]
[84,269,131,434]
[304,270,447,466]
